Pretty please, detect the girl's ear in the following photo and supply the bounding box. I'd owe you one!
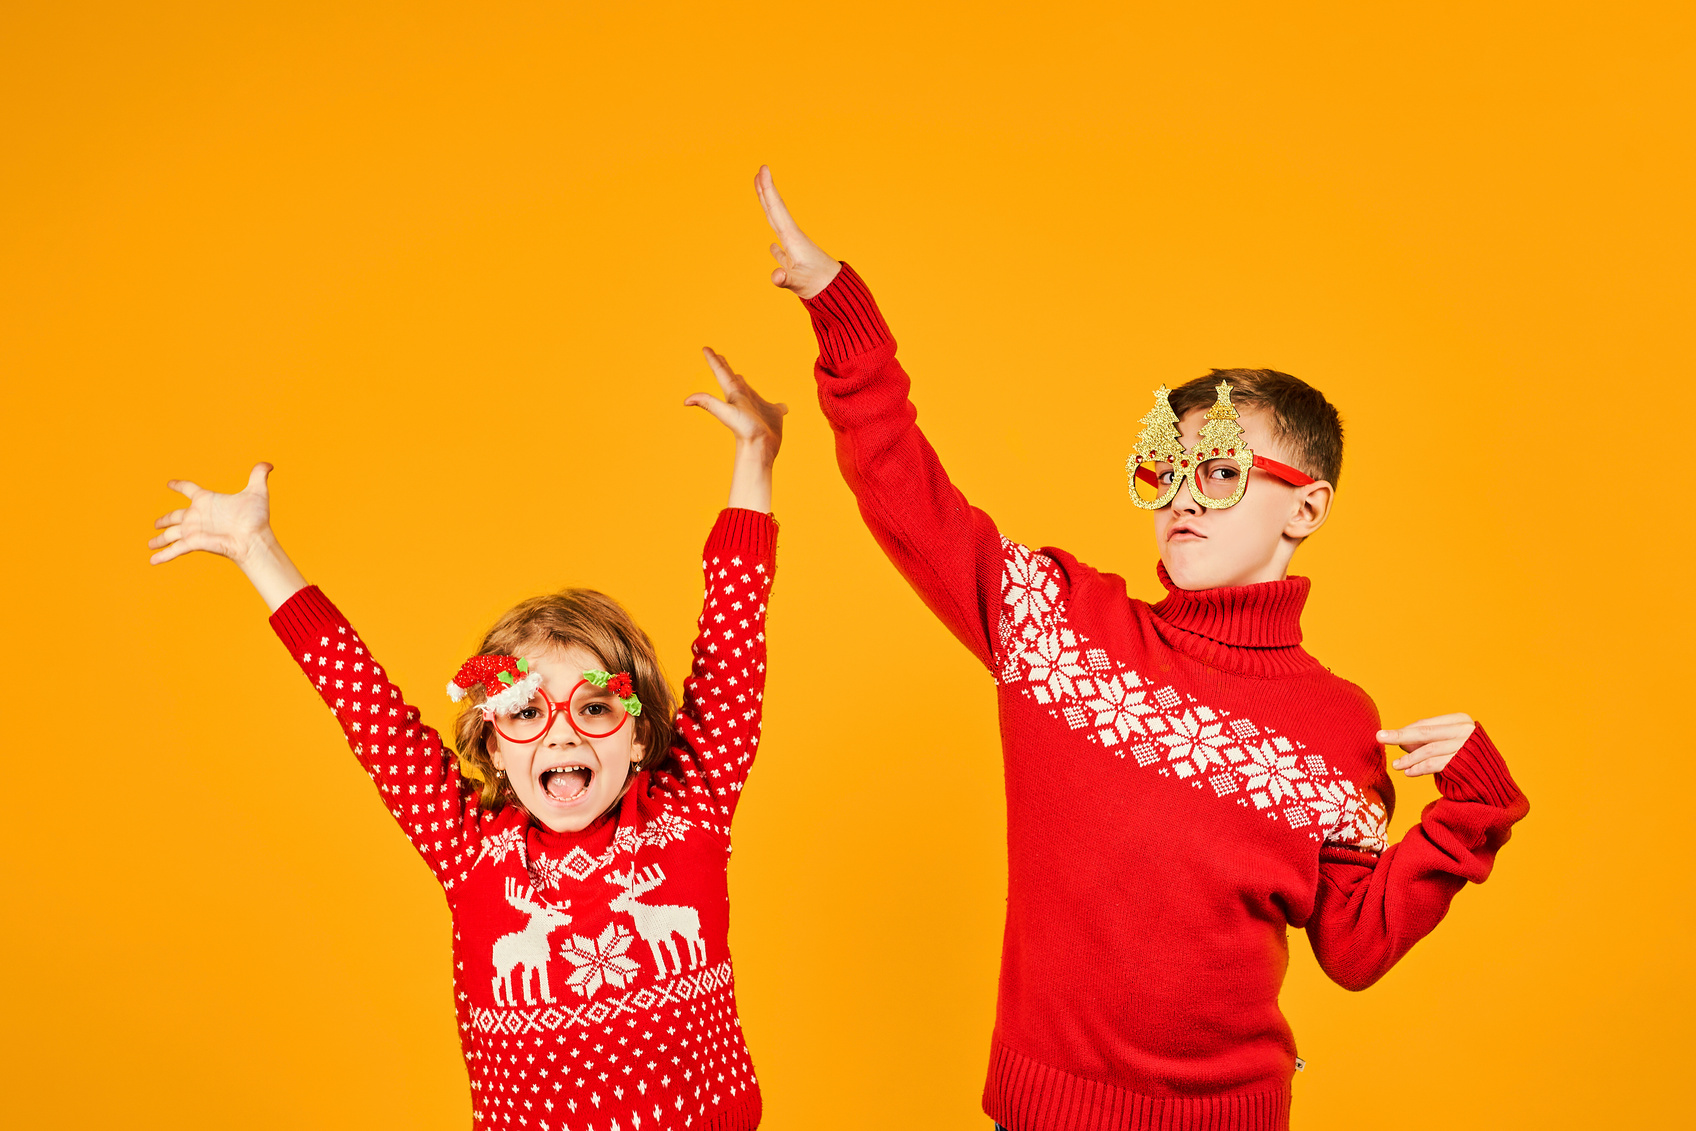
[487,735,505,774]
[630,737,647,765]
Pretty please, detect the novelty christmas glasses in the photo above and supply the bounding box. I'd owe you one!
[446,657,643,743]
[1126,382,1315,510]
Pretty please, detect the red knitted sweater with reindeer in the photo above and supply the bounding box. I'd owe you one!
[268,508,776,1131]
[802,265,1529,1131]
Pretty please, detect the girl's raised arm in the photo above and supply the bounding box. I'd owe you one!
[149,466,489,891]
[656,353,784,829]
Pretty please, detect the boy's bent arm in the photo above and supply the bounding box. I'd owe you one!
[270,586,487,891]
[802,264,1017,668]
[1306,724,1529,990]
[656,508,778,830]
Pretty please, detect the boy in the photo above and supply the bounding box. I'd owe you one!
[752,167,1527,1131]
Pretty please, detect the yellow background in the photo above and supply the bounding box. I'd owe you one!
[3,2,1691,1127]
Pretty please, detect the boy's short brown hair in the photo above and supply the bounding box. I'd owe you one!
[452,589,677,808]
[1167,368,1344,488]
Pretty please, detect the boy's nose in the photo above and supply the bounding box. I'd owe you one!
[1170,478,1204,514]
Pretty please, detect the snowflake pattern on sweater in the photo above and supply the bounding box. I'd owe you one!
[271,508,776,1131]
[995,538,1389,852]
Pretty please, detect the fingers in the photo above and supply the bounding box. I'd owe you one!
[1391,737,1466,771]
[768,242,792,269]
[683,392,739,430]
[700,347,742,398]
[147,526,182,550]
[1403,712,1474,729]
[154,508,187,530]
[755,166,805,243]
[1378,720,1475,748]
[149,538,198,565]
[166,478,204,500]
[1398,751,1459,778]
[246,462,274,493]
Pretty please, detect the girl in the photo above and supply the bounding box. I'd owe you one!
[149,349,785,1131]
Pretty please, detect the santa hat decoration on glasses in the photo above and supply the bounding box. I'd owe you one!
[447,655,644,742]
[446,654,545,717]
[1126,381,1316,510]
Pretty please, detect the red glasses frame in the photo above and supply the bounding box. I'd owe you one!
[489,679,632,745]
[1133,453,1315,504]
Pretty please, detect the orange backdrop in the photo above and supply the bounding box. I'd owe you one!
[3,2,1692,1127]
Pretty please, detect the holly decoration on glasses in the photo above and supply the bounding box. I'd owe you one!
[583,669,642,717]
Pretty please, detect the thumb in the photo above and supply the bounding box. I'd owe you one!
[247,462,274,494]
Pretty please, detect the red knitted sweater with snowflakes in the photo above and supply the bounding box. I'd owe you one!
[802,265,1529,1131]
[269,508,776,1131]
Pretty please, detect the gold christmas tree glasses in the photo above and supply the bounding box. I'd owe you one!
[1126,382,1317,510]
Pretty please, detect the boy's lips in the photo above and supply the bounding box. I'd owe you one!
[1167,521,1206,542]
[537,761,595,804]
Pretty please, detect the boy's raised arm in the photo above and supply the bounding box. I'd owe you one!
[1306,721,1529,990]
[150,467,486,890]
[758,166,1021,669]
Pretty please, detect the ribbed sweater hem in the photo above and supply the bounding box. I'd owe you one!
[983,1041,1290,1131]
[669,1087,760,1131]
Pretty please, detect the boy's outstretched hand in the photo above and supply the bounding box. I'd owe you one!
[1379,713,1477,778]
[755,166,840,300]
[148,462,307,611]
[687,348,786,515]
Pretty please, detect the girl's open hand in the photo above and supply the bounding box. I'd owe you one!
[687,349,787,461]
[1379,713,1477,777]
[755,165,840,300]
[149,463,275,567]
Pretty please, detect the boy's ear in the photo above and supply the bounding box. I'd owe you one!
[1285,480,1334,540]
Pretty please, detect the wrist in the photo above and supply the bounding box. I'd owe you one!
[796,259,842,301]
[232,527,281,573]
[234,528,309,613]
[733,436,779,470]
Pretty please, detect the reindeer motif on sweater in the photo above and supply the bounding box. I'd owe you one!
[489,879,572,1006]
[605,863,706,976]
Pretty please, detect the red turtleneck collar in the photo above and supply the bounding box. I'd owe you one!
[1151,562,1311,650]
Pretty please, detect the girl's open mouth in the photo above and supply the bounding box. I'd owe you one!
[538,765,594,803]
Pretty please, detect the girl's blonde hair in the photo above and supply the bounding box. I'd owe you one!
[452,589,677,808]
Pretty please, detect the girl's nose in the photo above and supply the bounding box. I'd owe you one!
[543,711,580,747]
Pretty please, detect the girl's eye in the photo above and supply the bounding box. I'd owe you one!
[581,703,607,716]
[517,706,542,721]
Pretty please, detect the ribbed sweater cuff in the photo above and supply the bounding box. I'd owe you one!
[268,585,346,652]
[801,262,894,365]
[707,507,778,559]
[1435,724,1523,808]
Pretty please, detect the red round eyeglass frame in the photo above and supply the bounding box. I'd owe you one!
[488,679,631,745]
[1133,453,1315,504]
